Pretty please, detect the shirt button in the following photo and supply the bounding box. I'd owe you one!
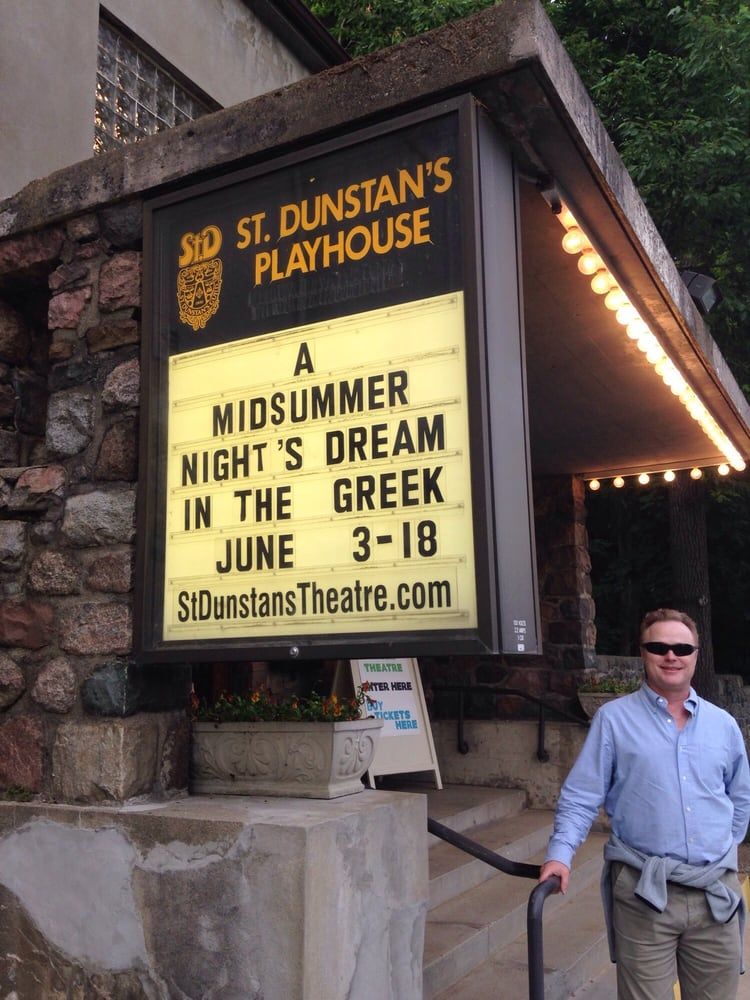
[686,806,692,812]
[667,719,673,724]
[682,776,687,780]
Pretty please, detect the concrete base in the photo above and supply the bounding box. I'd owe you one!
[0,790,427,999]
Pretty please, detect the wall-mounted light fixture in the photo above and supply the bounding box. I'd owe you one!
[681,270,723,317]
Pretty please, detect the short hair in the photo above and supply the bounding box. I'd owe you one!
[639,608,699,645]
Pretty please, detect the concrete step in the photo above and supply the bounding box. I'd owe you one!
[432,874,610,1000]
[383,782,528,844]
[429,808,555,910]
[424,831,607,999]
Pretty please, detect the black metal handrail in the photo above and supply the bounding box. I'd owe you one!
[432,683,588,762]
[427,816,560,998]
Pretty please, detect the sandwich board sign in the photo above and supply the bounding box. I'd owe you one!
[352,658,441,788]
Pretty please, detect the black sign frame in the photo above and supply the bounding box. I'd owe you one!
[136,96,518,661]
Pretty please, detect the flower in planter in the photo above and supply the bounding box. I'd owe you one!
[578,675,640,695]
[192,683,375,724]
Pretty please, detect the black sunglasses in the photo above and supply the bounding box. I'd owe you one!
[641,641,699,657]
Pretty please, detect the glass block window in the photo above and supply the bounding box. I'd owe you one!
[94,18,212,154]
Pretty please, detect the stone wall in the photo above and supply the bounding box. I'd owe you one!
[0,204,190,804]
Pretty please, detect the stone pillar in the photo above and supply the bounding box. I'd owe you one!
[533,474,596,677]
[0,208,190,804]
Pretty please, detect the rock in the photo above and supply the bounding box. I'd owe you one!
[48,261,89,292]
[0,716,43,790]
[99,202,143,247]
[31,656,77,713]
[66,213,99,241]
[8,464,66,511]
[48,287,91,330]
[49,329,77,362]
[0,654,24,710]
[14,371,48,435]
[0,229,64,277]
[0,429,19,465]
[95,418,138,481]
[0,599,54,649]
[99,252,141,312]
[0,521,26,570]
[46,388,94,456]
[86,550,133,593]
[49,358,98,391]
[58,602,132,655]
[0,301,31,364]
[82,661,190,717]
[52,716,158,801]
[61,490,135,545]
[101,358,139,409]
[28,551,82,595]
[86,316,139,353]
[0,383,15,420]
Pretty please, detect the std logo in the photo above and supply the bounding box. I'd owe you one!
[176,225,223,331]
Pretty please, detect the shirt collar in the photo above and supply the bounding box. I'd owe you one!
[640,681,699,714]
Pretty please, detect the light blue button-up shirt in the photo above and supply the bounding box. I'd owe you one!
[546,683,750,869]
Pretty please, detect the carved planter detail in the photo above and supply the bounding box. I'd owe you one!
[191,718,383,798]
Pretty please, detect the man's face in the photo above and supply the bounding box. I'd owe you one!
[641,619,699,699]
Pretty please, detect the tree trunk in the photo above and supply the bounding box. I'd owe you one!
[668,471,717,701]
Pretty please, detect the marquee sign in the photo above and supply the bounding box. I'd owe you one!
[138,98,539,659]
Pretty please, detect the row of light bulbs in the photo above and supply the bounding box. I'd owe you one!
[556,206,746,473]
[588,465,732,491]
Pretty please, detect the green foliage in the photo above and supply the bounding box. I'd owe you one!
[310,0,495,56]
[194,685,374,723]
[2,785,33,802]
[546,0,750,393]
[306,0,750,671]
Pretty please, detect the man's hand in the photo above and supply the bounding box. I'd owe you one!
[538,860,570,894]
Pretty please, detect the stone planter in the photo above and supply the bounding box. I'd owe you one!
[191,718,383,798]
[577,692,623,718]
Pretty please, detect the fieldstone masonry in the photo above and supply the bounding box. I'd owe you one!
[0,197,601,802]
[0,202,189,802]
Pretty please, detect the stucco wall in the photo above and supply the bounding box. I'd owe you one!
[0,0,310,200]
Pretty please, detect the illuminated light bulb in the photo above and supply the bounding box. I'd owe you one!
[718,463,730,476]
[654,358,670,377]
[690,467,703,480]
[627,318,649,340]
[646,345,665,365]
[605,288,628,311]
[679,386,696,405]
[559,208,577,230]
[616,304,639,326]
[562,228,588,254]
[733,458,746,471]
[613,476,625,488]
[664,470,676,483]
[588,478,601,491]
[669,376,687,396]
[688,399,706,420]
[638,473,650,485]
[662,365,679,386]
[591,270,614,295]
[578,251,604,275]
[637,333,657,353]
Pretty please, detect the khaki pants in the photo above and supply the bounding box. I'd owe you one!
[612,862,743,1000]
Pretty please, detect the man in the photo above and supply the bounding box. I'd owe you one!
[540,608,750,999]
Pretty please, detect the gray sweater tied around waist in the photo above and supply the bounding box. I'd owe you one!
[601,833,745,970]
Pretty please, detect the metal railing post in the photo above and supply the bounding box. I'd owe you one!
[527,876,560,999]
